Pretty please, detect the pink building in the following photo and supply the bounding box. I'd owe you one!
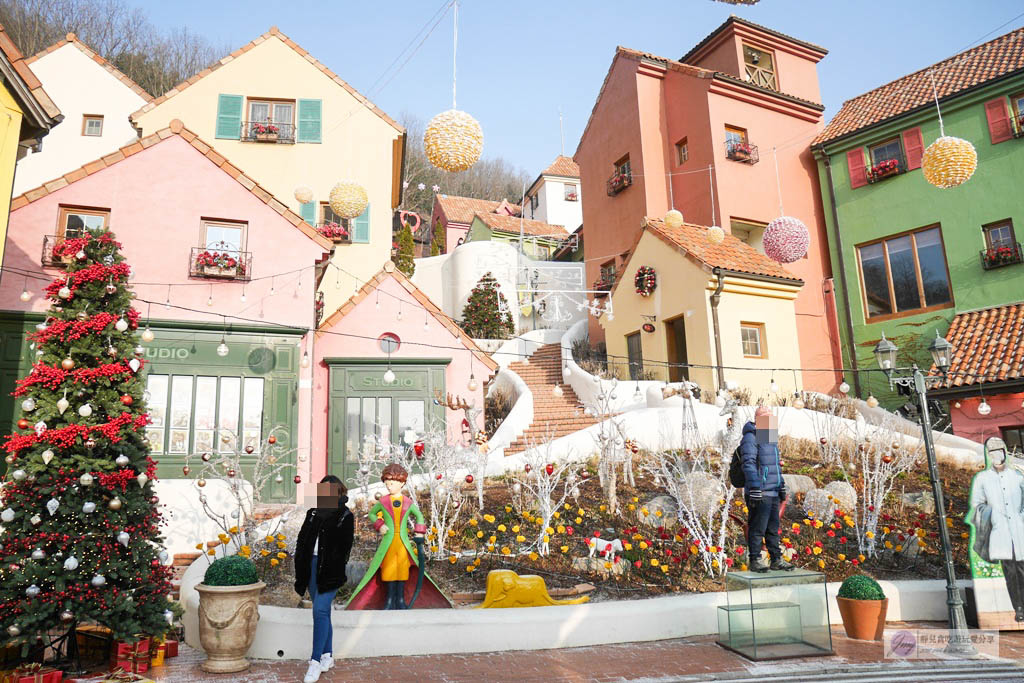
[575,16,842,393]
[429,195,520,254]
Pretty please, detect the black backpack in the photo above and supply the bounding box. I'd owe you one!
[728,448,746,488]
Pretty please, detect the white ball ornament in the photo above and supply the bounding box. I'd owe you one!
[79,473,94,486]
[31,548,45,561]
[118,531,130,547]
[922,136,977,188]
[115,318,129,332]
[64,556,79,571]
[158,550,169,563]
[25,585,40,598]
[58,286,72,299]
[21,398,35,412]
[6,625,20,637]
[1,508,14,523]
[78,403,93,418]
[294,186,314,205]
[763,216,810,263]
[115,454,130,467]
[706,225,725,244]
[423,109,484,172]
[137,473,149,488]
[141,327,155,343]
[978,400,992,416]
[91,574,106,587]
[11,469,26,481]
[82,501,97,514]
[663,209,684,228]
[328,181,369,220]
[839,381,851,394]
[56,397,70,415]
[46,498,59,516]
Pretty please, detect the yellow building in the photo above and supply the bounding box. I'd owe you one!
[601,218,805,398]
[130,26,405,315]
[0,24,61,263]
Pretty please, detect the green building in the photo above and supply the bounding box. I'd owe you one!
[465,211,568,261]
[812,27,1024,410]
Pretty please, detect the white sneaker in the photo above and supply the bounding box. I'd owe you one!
[303,659,322,683]
[319,653,334,671]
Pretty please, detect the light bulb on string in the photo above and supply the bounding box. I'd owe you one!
[19,277,31,302]
[769,378,779,394]
[207,285,214,307]
[978,399,991,416]
[240,285,247,303]
[467,354,478,392]
[396,303,403,322]
[165,285,171,310]
[423,311,429,332]
[270,277,276,297]
[375,292,380,311]
[301,351,311,369]
[216,317,229,357]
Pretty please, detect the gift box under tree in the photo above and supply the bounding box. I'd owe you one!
[110,638,149,674]
[10,663,62,683]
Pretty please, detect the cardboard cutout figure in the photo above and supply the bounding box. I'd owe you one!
[965,437,1024,629]
[346,464,452,610]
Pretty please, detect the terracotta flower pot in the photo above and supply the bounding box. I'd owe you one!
[836,596,888,641]
[196,581,265,673]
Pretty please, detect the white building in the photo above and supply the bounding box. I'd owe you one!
[13,33,151,195]
[523,155,582,231]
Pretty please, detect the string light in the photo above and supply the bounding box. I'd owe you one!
[301,351,311,369]
[206,285,213,307]
[978,399,992,416]
[164,285,171,310]
[423,310,430,332]
[240,285,247,303]
[467,355,478,392]
[396,302,403,322]
[269,277,276,297]
[216,317,229,357]
[375,291,381,311]
[19,276,31,302]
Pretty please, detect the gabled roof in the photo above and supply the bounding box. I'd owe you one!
[317,263,498,372]
[10,118,333,252]
[473,212,569,238]
[680,15,827,65]
[129,26,402,133]
[931,302,1024,391]
[0,23,61,133]
[814,26,1024,146]
[542,155,580,178]
[26,32,153,101]
[435,195,521,225]
[641,217,801,283]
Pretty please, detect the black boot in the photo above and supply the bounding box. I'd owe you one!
[383,582,396,610]
[394,581,408,610]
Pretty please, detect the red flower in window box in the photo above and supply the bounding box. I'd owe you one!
[194,250,247,277]
[318,221,349,241]
[251,122,280,141]
[868,158,900,181]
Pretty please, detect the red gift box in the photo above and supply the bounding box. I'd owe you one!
[12,663,62,683]
[163,639,178,658]
[110,638,149,675]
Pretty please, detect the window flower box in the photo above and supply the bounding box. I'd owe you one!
[251,122,279,142]
[725,141,759,164]
[190,246,252,281]
[318,221,350,243]
[980,242,1023,270]
[593,277,615,296]
[866,158,903,183]
[565,192,579,201]
[606,172,632,196]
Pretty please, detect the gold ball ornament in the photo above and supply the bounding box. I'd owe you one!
[424,109,484,172]
[293,186,314,205]
[108,497,122,511]
[706,225,725,244]
[328,182,368,220]
[663,209,684,229]
[922,136,977,188]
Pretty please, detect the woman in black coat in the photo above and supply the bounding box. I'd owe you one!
[294,475,354,683]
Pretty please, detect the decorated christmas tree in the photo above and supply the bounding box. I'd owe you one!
[460,272,514,339]
[0,229,173,646]
[396,223,416,277]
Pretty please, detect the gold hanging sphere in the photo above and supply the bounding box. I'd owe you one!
[328,182,369,220]
[424,109,484,172]
[922,136,977,188]
[293,186,313,205]
[663,209,684,229]
[706,225,725,244]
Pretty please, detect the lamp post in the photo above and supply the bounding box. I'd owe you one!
[872,331,975,655]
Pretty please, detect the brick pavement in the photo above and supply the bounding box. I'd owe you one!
[63,622,1024,683]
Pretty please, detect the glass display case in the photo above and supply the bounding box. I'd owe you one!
[717,568,833,660]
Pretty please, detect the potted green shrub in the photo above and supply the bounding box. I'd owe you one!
[195,555,265,673]
[836,575,888,641]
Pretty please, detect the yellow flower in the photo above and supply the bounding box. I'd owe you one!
[488,535,496,543]
[624,542,633,551]
[803,518,811,526]
[916,528,926,538]
[578,508,585,516]
[276,534,285,541]
[845,519,854,528]
[655,510,663,518]
[734,499,743,507]
[195,543,204,550]
[449,555,457,564]
[529,552,539,561]
[895,545,903,552]
[498,524,507,532]
[565,503,572,509]
[553,511,560,519]
[483,514,495,524]
[277,542,286,549]
[431,526,438,534]
[884,541,893,549]
[277,552,286,559]
[661,564,669,573]
[604,561,612,570]
[628,504,636,512]
[476,531,484,538]
[265,536,274,543]
[641,508,650,517]
[718,498,725,505]
[946,517,953,527]
[512,525,520,533]
[740,563,748,571]
[448,529,455,537]
[556,525,565,534]
[818,559,825,569]
[228,526,239,534]
[560,545,569,553]
[792,523,801,531]
[466,565,476,573]
[813,547,822,555]
[430,545,438,553]
[711,559,719,569]
[474,557,481,565]
[918,539,927,548]
[546,527,554,535]
[487,544,495,552]
[270,558,279,566]
[690,545,698,555]
[501,546,511,555]
[961,532,969,539]
[575,517,583,524]
[542,535,550,543]
[207,549,216,556]
[516,535,526,543]
[505,505,512,513]
[782,537,790,544]
[813,520,823,529]
[260,549,270,557]
[838,553,846,561]
[742,507,748,514]
[883,526,891,535]
[218,533,229,542]
[599,504,607,512]
[639,541,648,550]
[865,531,875,539]
[240,545,251,553]
[858,554,866,563]
[651,559,660,567]
[469,519,478,527]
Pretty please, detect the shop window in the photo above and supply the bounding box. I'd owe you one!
[856,225,953,321]
[82,115,104,136]
[675,137,688,165]
[1002,425,1024,454]
[57,206,109,240]
[743,44,777,90]
[740,322,766,358]
[145,374,264,455]
[626,332,643,380]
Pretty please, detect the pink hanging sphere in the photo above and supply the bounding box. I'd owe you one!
[763,216,810,264]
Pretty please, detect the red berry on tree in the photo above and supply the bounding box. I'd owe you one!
[268,435,277,445]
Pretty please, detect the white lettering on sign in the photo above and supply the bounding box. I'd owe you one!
[144,348,192,360]
[361,376,416,388]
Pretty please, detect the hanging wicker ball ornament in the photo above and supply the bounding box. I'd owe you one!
[663,209,684,229]
[328,182,369,220]
[763,216,810,263]
[293,186,314,205]
[922,136,977,188]
[424,109,484,172]
[706,225,725,244]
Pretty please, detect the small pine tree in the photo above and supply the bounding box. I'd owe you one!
[396,224,416,277]
[430,239,440,257]
[433,222,446,254]
[460,272,515,339]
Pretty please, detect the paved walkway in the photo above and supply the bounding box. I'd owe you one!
[65,622,1024,683]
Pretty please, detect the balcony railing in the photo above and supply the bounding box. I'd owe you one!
[240,121,296,144]
[866,154,907,183]
[606,171,632,196]
[41,234,77,267]
[317,221,351,244]
[189,244,252,281]
[980,242,1023,270]
[592,276,615,297]
[725,141,759,164]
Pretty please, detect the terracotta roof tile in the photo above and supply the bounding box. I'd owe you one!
[473,212,568,238]
[25,32,153,101]
[10,118,332,252]
[0,23,61,123]
[130,27,402,133]
[316,264,498,373]
[933,303,1024,389]
[541,155,580,178]
[644,218,801,282]
[435,195,521,225]
[815,26,1024,146]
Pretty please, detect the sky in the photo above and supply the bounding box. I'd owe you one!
[130,0,1022,176]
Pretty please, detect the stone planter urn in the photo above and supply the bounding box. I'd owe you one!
[196,581,265,673]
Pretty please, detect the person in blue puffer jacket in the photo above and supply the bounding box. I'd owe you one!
[740,405,794,572]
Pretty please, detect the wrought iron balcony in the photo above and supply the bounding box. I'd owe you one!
[189,243,252,281]
[866,154,907,183]
[240,121,296,144]
[725,141,759,164]
[606,171,632,196]
[980,242,1023,270]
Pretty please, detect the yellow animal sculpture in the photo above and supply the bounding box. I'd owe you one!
[477,569,590,608]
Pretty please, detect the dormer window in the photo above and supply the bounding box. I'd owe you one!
[743,45,777,91]
[564,183,578,201]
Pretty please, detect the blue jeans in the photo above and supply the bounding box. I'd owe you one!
[746,495,781,562]
[309,555,337,661]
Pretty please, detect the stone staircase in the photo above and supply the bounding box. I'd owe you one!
[504,343,598,455]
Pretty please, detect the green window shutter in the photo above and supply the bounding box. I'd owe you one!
[352,203,370,243]
[297,99,322,143]
[300,200,316,224]
[215,94,244,139]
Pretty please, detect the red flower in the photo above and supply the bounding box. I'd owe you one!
[851,558,859,565]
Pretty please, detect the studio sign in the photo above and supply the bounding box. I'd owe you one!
[361,375,418,388]
[144,347,192,360]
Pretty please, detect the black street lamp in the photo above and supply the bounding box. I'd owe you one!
[871,331,975,655]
